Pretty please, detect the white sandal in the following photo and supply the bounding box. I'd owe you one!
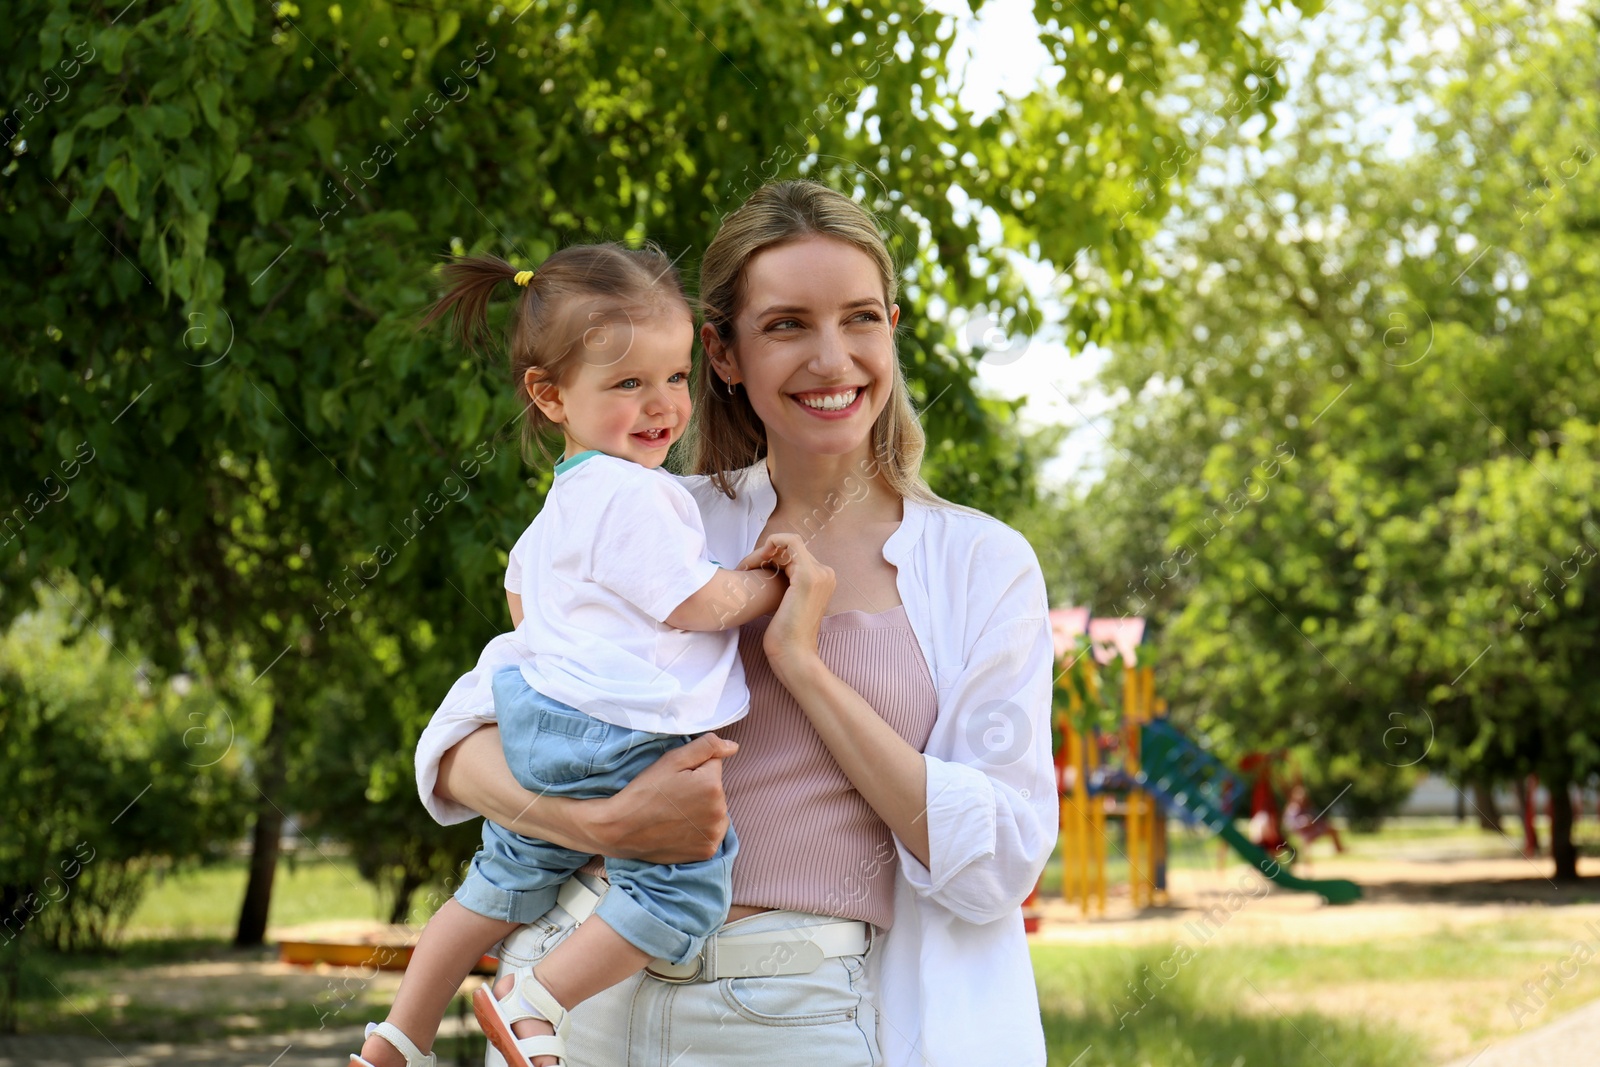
[472,968,570,1066]
[351,1021,437,1067]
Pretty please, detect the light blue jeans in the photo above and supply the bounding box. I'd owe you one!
[453,668,737,965]
[486,874,884,1067]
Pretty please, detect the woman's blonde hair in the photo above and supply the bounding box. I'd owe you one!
[690,180,939,503]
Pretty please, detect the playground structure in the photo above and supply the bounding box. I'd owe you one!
[1043,608,1361,921]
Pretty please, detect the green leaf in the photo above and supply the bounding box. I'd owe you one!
[125,489,147,529]
[223,152,252,188]
[103,157,142,219]
[49,130,75,178]
[305,116,336,162]
[436,11,461,47]
[195,81,224,130]
[79,105,122,130]
[221,0,255,34]
[99,28,130,75]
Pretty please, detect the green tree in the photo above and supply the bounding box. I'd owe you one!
[0,595,248,1030]
[4,0,1318,941]
[1053,0,1600,873]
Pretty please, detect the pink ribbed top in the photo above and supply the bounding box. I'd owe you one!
[718,604,938,930]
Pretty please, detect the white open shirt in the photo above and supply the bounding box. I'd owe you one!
[417,459,1058,1066]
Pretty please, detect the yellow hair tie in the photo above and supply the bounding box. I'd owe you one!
[513,270,535,287]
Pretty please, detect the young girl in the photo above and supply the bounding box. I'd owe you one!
[352,244,816,1067]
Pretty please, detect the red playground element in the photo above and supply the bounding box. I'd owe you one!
[1522,774,1541,856]
[1237,752,1288,854]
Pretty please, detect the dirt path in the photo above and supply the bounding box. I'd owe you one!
[1032,851,1600,945]
[12,848,1596,1066]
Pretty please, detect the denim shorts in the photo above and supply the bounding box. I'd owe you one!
[453,669,737,964]
[485,873,883,1067]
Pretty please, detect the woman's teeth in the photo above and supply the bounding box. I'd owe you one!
[797,388,860,411]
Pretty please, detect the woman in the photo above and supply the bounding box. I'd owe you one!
[416,180,1057,1067]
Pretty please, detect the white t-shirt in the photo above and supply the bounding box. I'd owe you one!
[502,450,747,735]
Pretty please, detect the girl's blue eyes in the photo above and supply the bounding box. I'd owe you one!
[617,373,688,388]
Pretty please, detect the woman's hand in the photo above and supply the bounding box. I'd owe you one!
[594,732,738,862]
[437,726,737,863]
[744,533,836,685]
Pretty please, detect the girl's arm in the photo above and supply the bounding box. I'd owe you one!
[436,725,738,863]
[665,559,786,632]
[507,590,524,627]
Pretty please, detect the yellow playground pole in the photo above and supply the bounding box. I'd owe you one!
[1057,659,1107,918]
[1052,611,1167,920]
[1124,661,1147,909]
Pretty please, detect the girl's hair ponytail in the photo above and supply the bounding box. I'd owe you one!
[418,253,523,354]
[419,243,690,463]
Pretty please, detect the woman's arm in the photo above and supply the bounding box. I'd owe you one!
[436,725,739,863]
[764,527,1057,924]
[759,533,932,867]
[891,531,1057,924]
[773,657,932,866]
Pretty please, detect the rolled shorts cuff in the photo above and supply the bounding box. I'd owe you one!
[595,883,703,965]
[453,867,558,926]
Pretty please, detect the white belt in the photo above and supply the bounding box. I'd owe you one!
[554,877,870,984]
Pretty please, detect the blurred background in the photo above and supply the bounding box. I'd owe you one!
[4,0,1598,1063]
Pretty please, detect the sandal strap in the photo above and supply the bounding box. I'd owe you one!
[513,1034,568,1059]
[508,969,571,1040]
[363,1022,437,1067]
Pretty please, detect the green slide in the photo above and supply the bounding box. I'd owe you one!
[1139,721,1362,905]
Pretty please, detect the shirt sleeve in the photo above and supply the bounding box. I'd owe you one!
[415,630,529,825]
[504,521,537,593]
[893,526,1060,925]
[580,464,721,625]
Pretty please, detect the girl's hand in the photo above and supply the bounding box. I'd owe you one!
[748,533,836,684]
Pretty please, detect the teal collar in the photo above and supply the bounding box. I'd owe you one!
[554,449,603,475]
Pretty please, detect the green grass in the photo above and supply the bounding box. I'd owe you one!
[128,854,434,937]
[1029,911,1600,1065]
[1032,943,1424,1066]
[10,825,1600,1061]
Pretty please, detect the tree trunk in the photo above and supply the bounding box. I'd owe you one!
[0,885,20,1034]
[1470,780,1504,832]
[388,867,424,926]
[1550,781,1579,881]
[235,697,289,947]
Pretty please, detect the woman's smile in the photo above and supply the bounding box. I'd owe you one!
[789,385,866,418]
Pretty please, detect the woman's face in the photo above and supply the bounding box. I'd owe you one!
[709,235,900,458]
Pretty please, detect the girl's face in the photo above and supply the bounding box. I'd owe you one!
[528,309,695,469]
[707,236,900,459]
